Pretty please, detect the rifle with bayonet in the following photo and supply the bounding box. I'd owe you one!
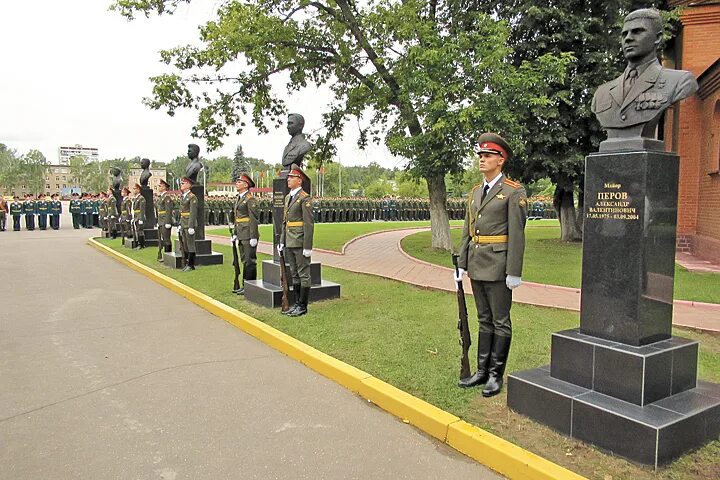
[278,247,291,313]
[229,225,241,293]
[452,254,472,381]
[177,226,187,268]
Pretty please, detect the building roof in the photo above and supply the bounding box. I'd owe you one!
[697,57,720,99]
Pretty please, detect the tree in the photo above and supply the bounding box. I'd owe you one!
[0,144,23,193]
[207,155,233,183]
[21,149,48,194]
[112,0,570,249]
[469,0,676,241]
[231,145,249,181]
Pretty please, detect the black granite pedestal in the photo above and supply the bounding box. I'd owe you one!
[244,260,341,308]
[507,150,720,467]
[140,186,156,227]
[163,238,223,268]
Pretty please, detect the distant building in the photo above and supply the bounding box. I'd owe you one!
[11,165,81,197]
[127,167,167,191]
[58,144,99,165]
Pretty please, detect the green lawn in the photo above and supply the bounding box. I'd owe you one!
[97,237,720,480]
[401,227,720,304]
[208,220,464,252]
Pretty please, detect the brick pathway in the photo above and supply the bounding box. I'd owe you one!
[676,252,720,274]
[208,228,720,332]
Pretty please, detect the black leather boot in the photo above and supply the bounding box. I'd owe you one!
[289,287,310,317]
[283,284,301,315]
[482,335,512,397]
[165,244,172,253]
[458,331,493,388]
[183,252,196,271]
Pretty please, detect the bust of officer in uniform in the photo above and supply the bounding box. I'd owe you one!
[591,8,698,151]
[281,113,312,170]
[185,144,204,183]
[139,158,152,187]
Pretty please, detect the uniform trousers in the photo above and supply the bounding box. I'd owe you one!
[469,279,513,337]
[286,247,311,288]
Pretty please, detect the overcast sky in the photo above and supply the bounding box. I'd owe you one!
[0,0,400,168]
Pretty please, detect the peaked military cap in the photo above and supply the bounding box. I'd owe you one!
[181,176,195,185]
[158,179,170,188]
[287,164,308,181]
[476,132,513,160]
[235,172,255,188]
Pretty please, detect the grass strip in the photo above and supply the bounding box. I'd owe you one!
[96,238,720,480]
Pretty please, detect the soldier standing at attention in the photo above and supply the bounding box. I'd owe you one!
[10,196,23,231]
[156,179,174,257]
[50,194,62,230]
[120,187,132,240]
[231,173,259,294]
[277,164,314,317]
[69,193,82,229]
[105,187,118,239]
[98,191,108,233]
[24,193,36,231]
[36,193,49,230]
[455,133,527,397]
[0,195,7,231]
[83,193,94,229]
[179,177,198,271]
[131,183,146,249]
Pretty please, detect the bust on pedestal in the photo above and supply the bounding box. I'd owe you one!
[507,9,717,467]
[244,113,340,308]
[137,158,159,247]
[162,144,223,269]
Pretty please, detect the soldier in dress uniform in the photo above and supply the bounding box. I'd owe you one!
[131,183,146,249]
[10,196,23,231]
[98,191,108,232]
[277,164,314,317]
[23,193,36,230]
[120,187,132,240]
[69,193,82,229]
[0,195,7,231]
[82,193,94,229]
[36,193,49,230]
[50,194,62,230]
[231,173,259,294]
[105,187,118,238]
[179,177,198,271]
[455,132,527,397]
[156,179,174,257]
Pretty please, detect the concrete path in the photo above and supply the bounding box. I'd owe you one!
[209,227,720,333]
[0,227,499,480]
[676,251,720,274]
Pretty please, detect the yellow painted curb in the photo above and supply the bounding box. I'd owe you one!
[89,238,587,480]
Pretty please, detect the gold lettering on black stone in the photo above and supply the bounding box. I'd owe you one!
[586,182,639,221]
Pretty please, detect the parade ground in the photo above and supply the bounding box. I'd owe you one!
[0,225,499,479]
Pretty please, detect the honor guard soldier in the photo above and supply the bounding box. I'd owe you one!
[179,177,198,271]
[156,179,174,257]
[105,187,118,238]
[69,193,82,229]
[23,194,36,230]
[131,183,146,248]
[50,194,62,230]
[0,196,7,231]
[277,164,314,317]
[82,193,94,228]
[120,187,132,240]
[36,194,49,230]
[455,133,527,397]
[10,196,23,231]
[98,192,108,232]
[231,172,259,294]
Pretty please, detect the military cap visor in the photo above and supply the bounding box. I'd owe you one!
[235,174,255,188]
[287,164,307,180]
[181,177,194,185]
[476,133,512,160]
[158,179,170,188]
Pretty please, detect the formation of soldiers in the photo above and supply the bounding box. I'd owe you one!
[203,195,468,225]
[4,193,64,231]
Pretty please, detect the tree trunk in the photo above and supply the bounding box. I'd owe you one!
[426,172,452,250]
[553,185,582,242]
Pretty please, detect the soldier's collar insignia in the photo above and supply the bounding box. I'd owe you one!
[496,194,506,200]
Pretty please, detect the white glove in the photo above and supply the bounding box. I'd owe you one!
[277,243,284,253]
[138,220,143,225]
[110,215,115,219]
[453,268,465,286]
[188,228,195,235]
[506,275,522,290]
[165,224,171,229]
[302,249,312,258]
[231,235,238,243]
[178,225,183,232]
[250,238,258,247]
[103,216,108,220]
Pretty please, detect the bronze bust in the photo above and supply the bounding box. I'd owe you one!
[139,158,152,187]
[591,8,698,151]
[185,144,203,182]
[281,113,312,169]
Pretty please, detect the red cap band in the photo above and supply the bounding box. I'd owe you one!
[289,169,303,178]
[478,142,507,159]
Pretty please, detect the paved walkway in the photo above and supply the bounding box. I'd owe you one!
[209,227,720,333]
[0,227,498,479]
[676,251,720,274]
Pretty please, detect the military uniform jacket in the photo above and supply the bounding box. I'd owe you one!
[233,192,259,240]
[50,200,62,214]
[105,196,118,217]
[99,199,108,218]
[121,197,131,220]
[82,199,93,214]
[180,192,198,229]
[69,200,82,213]
[458,176,527,281]
[156,193,173,226]
[280,190,314,250]
[23,200,36,214]
[10,202,23,215]
[36,201,49,214]
[131,195,146,223]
